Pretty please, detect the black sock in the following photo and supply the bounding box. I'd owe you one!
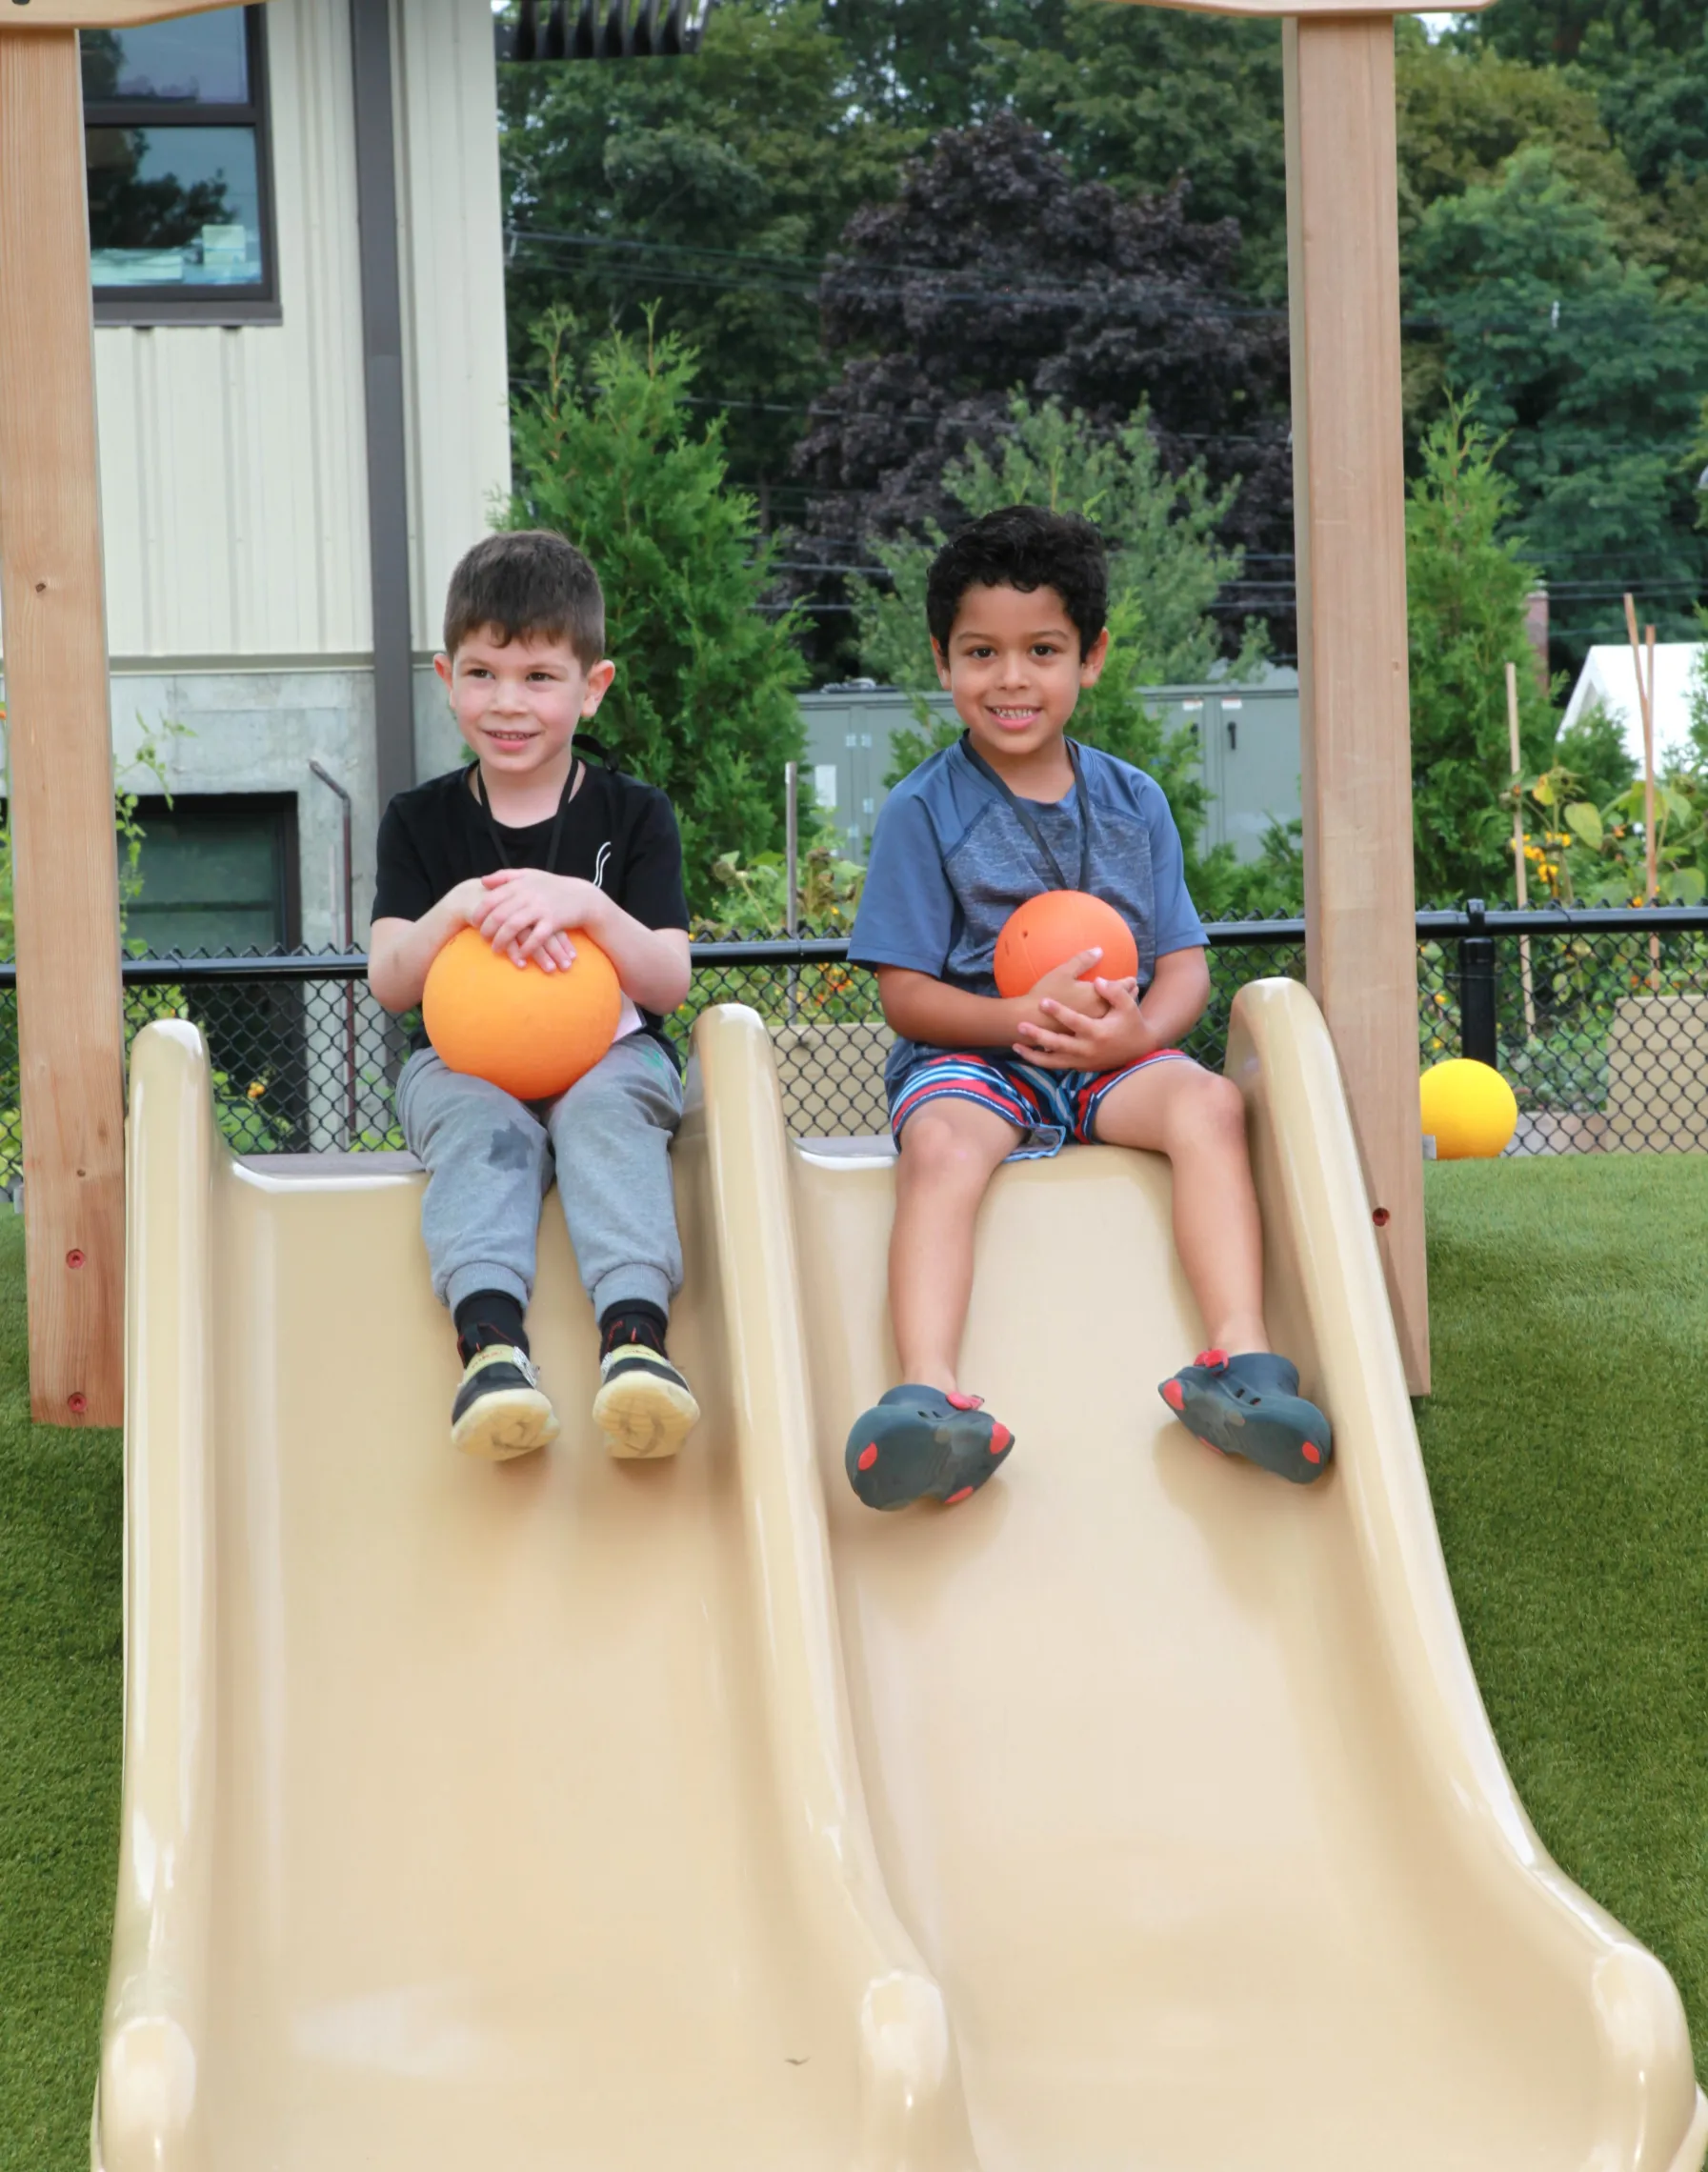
[598,1299,667,1359]
[454,1290,528,1365]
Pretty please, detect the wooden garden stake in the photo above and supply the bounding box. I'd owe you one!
[1624,593,1660,990]
[1505,660,1535,1038]
[0,30,126,1423]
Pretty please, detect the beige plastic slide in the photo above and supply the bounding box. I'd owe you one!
[98,984,1707,2170]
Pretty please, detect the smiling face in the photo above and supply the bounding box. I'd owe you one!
[932,582,1109,773]
[433,625,615,783]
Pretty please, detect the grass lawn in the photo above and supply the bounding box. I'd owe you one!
[4,1158,1708,2164]
[1417,1154,1708,2081]
[0,1216,121,2172]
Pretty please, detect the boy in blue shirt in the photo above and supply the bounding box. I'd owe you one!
[845,505,1331,1509]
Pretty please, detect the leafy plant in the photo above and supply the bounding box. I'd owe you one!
[1507,760,1708,907]
[692,845,865,938]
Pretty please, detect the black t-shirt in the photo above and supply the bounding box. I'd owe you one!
[373,758,691,1059]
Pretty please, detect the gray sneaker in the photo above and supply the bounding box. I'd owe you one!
[451,1344,559,1461]
[592,1344,700,1460]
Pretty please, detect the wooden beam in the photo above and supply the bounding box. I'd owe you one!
[0,30,126,1424]
[0,2,242,27]
[1283,15,1430,1394]
[1107,0,1494,18]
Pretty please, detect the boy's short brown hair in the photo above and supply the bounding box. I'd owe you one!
[442,530,605,665]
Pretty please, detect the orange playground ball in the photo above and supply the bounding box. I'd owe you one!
[994,890,1140,997]
[423,926,623,1101]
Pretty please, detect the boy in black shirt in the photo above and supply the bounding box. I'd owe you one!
[371,531,699,1461]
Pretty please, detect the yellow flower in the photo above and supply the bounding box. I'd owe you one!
[247,1080,266,1100]
[1430,1036,1443,1050]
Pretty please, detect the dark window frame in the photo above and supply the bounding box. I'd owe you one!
[87,7,281,328]
[127,791,302,956]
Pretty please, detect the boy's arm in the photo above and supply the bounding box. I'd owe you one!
[1012,945,1212,1071]
[877,950,1111,1050]
[368,879,495,1013]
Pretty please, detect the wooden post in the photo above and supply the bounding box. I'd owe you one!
[1624,594,1661,989]
[1505,660,1535,1037]
[1283,17,1429,1392]
[0,30,126,1424]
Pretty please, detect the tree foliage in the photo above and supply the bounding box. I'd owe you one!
[504,310,807,910]
[985,5,1287,297]
[1405,399,1558,905]
[1405,148,1708,658]
[1395,23,1667,272]
[499,0,919,489]
[790,113,1290,665]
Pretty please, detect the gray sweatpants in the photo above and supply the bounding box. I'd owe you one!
[394,1032,685,1325]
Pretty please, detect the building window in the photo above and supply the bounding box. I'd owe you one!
[126,794,299,956]
[83,7,278,326]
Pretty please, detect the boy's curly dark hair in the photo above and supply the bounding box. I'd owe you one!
[443,529,605,665]
[925,505,1108,656]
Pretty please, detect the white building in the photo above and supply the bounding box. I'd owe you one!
[1,0,507,954]
[1560,643,1707,775]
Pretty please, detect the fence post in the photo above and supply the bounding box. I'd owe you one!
[1458,899,1498,1067]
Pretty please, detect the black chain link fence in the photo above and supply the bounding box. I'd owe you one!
[0,906,1704,1169]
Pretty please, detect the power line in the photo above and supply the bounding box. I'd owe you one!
[506,223,1706,343]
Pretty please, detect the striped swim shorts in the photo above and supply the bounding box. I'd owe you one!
[887,1046,1192,1161]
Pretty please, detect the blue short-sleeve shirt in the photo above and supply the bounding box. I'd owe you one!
[851,735,1207,1084]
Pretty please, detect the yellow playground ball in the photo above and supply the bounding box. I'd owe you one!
[1418,1057,1518,1161]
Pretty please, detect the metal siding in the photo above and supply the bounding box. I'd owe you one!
[394,0,512,655]
[88,0,366,658]
[74,0,506,667]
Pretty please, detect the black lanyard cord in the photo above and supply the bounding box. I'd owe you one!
[472,756,581,878]
[957,732,1092,894]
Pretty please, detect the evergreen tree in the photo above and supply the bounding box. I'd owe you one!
[1405,399,1558,905]
[504,310,808,911]
[855,394,1261,909]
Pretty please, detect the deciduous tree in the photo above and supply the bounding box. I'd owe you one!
[790,113,1291,663]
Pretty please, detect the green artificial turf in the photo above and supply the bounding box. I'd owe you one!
[0,1214,122,2172]
[1418,1155,1708,2082]
[4,1161,1708,2162]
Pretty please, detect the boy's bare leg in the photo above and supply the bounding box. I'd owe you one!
[1091,1060,1269,1355]
[890,1098,1023,1393]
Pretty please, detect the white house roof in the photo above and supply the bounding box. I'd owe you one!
[1559,642,1705,771]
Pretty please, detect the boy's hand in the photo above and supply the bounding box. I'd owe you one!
[1025,948,1112,1023]
[1015,975,1160,1071]
[434,876,583,970]
[474,869,609,971]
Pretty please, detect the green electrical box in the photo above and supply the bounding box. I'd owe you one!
[799,670,1300,865]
